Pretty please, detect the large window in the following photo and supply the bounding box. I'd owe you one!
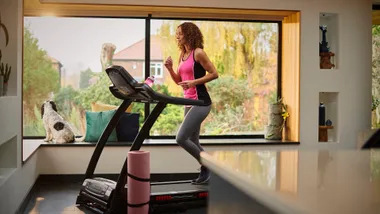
[23,17,146,137]
[373,6,380,128]
[373,17,380,128]
[148,19,279,137]
[22,16,280,140]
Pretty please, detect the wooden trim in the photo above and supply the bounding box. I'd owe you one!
[281,12,300,142]
[373,10,380,25]
[24,0,295,20]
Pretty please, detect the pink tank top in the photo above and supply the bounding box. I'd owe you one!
[178,50,198,100]
[178,49,212,106]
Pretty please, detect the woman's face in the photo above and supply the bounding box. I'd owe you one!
[176,27,186,46]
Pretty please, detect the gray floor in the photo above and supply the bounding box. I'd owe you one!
[23,180,92,214]
[22,180,206,214]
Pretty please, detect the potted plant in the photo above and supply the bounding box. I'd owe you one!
[0,50,11,96]
[265,94,289,140]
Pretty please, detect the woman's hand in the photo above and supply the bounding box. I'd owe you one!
[164,56,173,70]
[165,55,182,84]
[178,80,196,90]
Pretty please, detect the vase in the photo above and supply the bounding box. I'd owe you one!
[265,104,284,140]
[319,102,325,126]
[3,82,8,96]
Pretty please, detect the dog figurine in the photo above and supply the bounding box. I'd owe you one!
[41,100,75,144]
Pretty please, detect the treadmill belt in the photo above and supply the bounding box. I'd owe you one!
[150,182,208,195]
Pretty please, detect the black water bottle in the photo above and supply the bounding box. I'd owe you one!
[319,102,325,126]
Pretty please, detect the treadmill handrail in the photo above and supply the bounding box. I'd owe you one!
[79,65,209,213]
[106,65,206,106]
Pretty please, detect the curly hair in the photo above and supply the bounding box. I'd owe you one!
[177,22,204,52]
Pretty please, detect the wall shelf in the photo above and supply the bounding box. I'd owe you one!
[0,136,18,189]
[0,95,17,101]
[0,136,17,168]
[318,92,338,142]
[319,13,339,70]
[0,168,17,187]
[0,96,19,146]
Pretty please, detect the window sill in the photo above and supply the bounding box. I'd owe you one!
[23,138,300,162]
[25,138,299,146]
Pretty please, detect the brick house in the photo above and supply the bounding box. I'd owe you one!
[48,56,63,87]
[113,36,167,84]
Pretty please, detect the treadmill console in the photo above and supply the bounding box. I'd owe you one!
[105,65,205,106]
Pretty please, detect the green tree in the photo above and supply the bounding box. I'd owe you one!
[156,20,278,133]
[54,86,80,118]
[77,71,122,110]
[149,84,184,135]
[207,75,253,111]
[151,104,184,135]
[202,76,254,134]
[79,67,94,89]
[23,26,60,120]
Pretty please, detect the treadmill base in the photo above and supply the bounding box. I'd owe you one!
[77,178,208,214]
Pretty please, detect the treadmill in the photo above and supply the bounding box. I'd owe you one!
[76,65,209,214]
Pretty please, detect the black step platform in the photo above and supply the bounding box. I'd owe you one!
[150,181,208,194]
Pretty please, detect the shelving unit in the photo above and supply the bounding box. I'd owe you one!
[0,95,18,187]
[318,92,338,142]
[319,13,339,70]
[0,135,17,187]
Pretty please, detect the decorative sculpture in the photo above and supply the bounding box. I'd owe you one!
[0,12,9,47]
[100,43,116,72]
[319,25,335,69]
[265,97,287,140]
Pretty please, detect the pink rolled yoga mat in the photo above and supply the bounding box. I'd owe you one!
[127,151,150,214]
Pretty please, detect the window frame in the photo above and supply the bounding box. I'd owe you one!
[150,62,163,78]
[142,62,164,78]
[22,14,282,140]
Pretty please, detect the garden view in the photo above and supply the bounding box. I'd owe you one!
[22,17,279,138]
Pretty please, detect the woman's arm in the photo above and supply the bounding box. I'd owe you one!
[164,53,182,84]
[178,48,219,90]
[193,48,219,85]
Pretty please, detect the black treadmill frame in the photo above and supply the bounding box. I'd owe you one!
[76,65,208,214]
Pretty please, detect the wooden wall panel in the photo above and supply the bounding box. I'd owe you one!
[281,12,300,141]
[24,0,293,20]
[373,10,380,25]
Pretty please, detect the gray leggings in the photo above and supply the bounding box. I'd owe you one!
[176,105,211,163]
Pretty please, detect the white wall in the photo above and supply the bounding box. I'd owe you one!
[0,0,374,212]
[0,0,21,97]
[0,0,23,168]
[0,0,39,214]
[0,151,39,214]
